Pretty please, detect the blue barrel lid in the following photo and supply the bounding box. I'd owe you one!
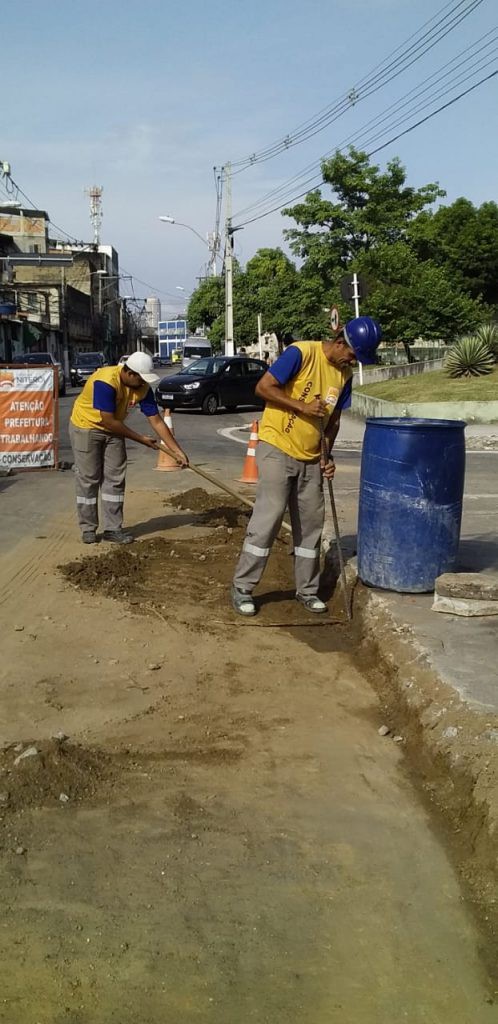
[366,417,466,429]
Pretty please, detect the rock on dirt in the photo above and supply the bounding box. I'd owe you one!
[13,745,38,766]
[378,725,390,737]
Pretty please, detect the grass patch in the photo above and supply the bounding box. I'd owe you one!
[356,366,498,403]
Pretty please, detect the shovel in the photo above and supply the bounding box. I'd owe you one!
[316,404,352,621]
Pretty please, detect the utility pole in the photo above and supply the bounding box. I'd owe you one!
[352,272,363,385]
[257,312,263,360]
[60,267,70,381]
[223,163,243,357]
[224,163,234,356]
[207,232,220,277]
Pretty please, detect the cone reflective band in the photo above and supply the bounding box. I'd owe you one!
[155,407,181,472]
[238,419,259,483]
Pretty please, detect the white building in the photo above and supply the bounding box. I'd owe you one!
[145,296,161,332]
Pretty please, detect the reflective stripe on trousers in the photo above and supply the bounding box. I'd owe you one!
[69,423,127,534]
[233,441,324,597]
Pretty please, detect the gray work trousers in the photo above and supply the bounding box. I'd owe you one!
[69,423,127,534]
[233,441,324,597]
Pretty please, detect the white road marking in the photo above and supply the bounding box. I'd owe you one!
[218,426,252,446]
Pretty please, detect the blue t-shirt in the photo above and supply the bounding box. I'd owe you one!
[270,345,352,411]
[93,381,158,417]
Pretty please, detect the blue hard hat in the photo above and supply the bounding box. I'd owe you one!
[343,316,382,364]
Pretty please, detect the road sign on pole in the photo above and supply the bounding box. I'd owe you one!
[330,305,340,332]
[340,273,369,306]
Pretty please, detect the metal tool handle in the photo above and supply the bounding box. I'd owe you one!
[315,398,351,621]
[157,440,293,533]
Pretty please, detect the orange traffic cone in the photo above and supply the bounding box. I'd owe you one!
[237,420,259,483]
[155,408,181,472]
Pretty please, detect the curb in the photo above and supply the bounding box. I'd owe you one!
[349,573,498,949]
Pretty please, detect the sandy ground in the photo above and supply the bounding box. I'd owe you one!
[0,487,497,1023]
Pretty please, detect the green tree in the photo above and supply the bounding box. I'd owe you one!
[187,248,330,348]
[283,147,486,344]
[233,248,302,344]
[361,242,484,346]
[283,147,444,283]
[186,276,224,335]
[409,198,498,306]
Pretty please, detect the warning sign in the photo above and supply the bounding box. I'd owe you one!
[0,364,58,470]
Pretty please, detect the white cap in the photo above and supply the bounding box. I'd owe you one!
[124,351,159,385]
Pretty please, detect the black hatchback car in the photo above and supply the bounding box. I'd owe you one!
[70,351,106,387]
[155,356,267,414]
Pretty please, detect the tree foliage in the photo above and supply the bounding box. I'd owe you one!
[283,148,444,274]
[408,197,498,306]
[187,148,491,349]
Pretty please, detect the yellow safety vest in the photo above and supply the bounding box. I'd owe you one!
[70,365,149,431]
[259,341,352,461]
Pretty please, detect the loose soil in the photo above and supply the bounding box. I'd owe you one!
[60,488,340,630]
[1,488,497,1022]
[0,740,111,816]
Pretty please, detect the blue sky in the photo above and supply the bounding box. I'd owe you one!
[2,0,496,315]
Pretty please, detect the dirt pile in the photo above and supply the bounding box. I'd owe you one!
[59,489,325,627]
[0,738,111,816]
[167,486,249,528]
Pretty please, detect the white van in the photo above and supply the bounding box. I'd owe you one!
[182,339,212,369]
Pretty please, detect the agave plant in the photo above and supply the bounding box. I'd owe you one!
[475,323,498,360]
[445,334,495,378]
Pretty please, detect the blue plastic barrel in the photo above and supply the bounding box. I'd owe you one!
[357,418,466,593]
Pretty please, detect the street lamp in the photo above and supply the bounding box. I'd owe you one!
[159,215,219,277]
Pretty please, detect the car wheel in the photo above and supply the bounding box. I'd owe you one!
[225,405,237,413]
[202,393,219,415]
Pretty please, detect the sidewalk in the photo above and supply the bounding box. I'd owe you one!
[338,410,498,451]
[332,413,498,709]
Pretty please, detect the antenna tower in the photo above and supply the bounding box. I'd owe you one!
[84,185,103,245]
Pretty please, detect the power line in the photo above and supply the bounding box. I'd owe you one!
[233,67,498,228]
[232,29,497,222]
[230,0,485,172]
[118,267,191,301]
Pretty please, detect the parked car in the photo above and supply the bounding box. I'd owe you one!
[70,351,106,387]
[155,355,267,415]
[11,351,66,396]
[153,353,171,368]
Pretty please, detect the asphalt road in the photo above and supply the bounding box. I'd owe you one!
[58,379,264,470]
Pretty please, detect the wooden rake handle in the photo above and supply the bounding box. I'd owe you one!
[158,440,292,533]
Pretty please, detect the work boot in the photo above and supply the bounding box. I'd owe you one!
[82,531,97,545]
[296,593,327,613]
[102,529,134,545]
[231,585,256,617]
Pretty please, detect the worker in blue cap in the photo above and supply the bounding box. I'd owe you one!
[231,316,382,616]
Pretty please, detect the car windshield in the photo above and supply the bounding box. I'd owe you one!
[183,347,211,359]
[179,358,227,376]
[12,353,51,365]
[76,353,103,366]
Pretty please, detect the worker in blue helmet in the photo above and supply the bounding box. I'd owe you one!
[342,316,382,365]
[231,316,382,617]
